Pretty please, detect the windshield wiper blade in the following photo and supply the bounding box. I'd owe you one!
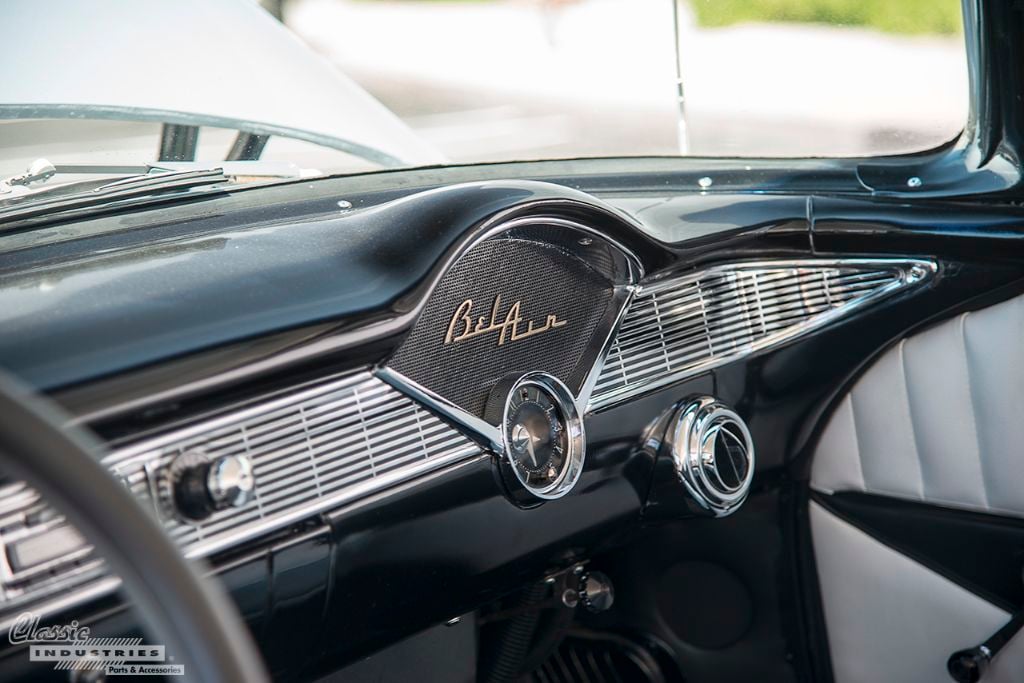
[0,167,230,228]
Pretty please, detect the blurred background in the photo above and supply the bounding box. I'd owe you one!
[270,0,967,162]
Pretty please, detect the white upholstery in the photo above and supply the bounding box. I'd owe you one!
[811,502,1024,683]
[811,292,1024,517]
[811,293,1024,683]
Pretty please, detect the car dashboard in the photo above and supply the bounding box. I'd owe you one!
[0,171,1019,681]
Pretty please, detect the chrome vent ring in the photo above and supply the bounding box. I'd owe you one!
[667,397,755,517]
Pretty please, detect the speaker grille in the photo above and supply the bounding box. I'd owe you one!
[388,237,615,419]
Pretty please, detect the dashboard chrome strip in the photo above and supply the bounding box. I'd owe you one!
[588,258,937,411]
[0,451,493,637]
[0,370,484,624]
[376,367,503,452]
[576,283,639,414]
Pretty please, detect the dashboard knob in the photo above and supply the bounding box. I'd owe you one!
[207,454,256,509]
[579,571,614,613]
[166,452,255,522]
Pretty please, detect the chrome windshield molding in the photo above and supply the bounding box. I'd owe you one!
[589,258,937,411]
[376,366,504,453]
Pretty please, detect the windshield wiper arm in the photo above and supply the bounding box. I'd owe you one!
[0,167,229,228]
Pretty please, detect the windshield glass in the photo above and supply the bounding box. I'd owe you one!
[1,0,967,201]
[287,0,966,162]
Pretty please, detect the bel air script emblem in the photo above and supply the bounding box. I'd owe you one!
[445,294,568,346]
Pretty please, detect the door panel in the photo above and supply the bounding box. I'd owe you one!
[810,291,1024,681]
[812,291,1024,516]
[811,502,1024,683]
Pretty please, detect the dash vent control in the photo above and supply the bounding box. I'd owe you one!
[646,396,755,519]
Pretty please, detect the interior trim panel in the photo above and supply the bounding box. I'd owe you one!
[811,501,1024,683]
[812,290,1024,517]
[0,370,481,626]
[589,258,935,410]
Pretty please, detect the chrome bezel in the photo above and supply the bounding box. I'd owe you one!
[500,372,586,500]
[667,396,755,517]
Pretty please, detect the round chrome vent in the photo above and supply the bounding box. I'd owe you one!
[665,396,755,517]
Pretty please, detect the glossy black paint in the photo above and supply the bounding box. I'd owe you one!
[0,181,660,393]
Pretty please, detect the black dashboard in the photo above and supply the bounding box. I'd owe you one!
[2,167,1024,681]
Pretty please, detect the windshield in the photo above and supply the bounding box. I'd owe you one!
[287,0,966,161]
[1,0,967,202]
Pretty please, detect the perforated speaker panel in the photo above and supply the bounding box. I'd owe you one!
[388,237,615,419]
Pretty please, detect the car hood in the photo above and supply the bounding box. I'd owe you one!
[0,0,442,167]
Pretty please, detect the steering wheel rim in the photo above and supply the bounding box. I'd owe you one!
[0,370,269,683]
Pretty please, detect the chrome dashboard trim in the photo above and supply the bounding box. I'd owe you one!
[378,215,641,443]
[0,370,485,625]
[105,371,482,559]
[577,283,638,414]
[377,366,504,452]
[588,258,937,411]
[0,451,492,637]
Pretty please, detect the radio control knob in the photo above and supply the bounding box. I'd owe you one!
[167,452,255,521]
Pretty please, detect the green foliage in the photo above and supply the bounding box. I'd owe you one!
[690,0,963,35]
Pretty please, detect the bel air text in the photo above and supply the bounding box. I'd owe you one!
[445,294,567,346]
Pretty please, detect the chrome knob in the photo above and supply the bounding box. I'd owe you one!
[166,452,256,521]
[207,454,255,509]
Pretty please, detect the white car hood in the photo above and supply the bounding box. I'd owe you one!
[0,0,442,167]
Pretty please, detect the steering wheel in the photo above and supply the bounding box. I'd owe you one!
[0,370,269,682]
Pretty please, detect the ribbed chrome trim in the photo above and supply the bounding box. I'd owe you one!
[589,259,936,410]
[0,370,480,619]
